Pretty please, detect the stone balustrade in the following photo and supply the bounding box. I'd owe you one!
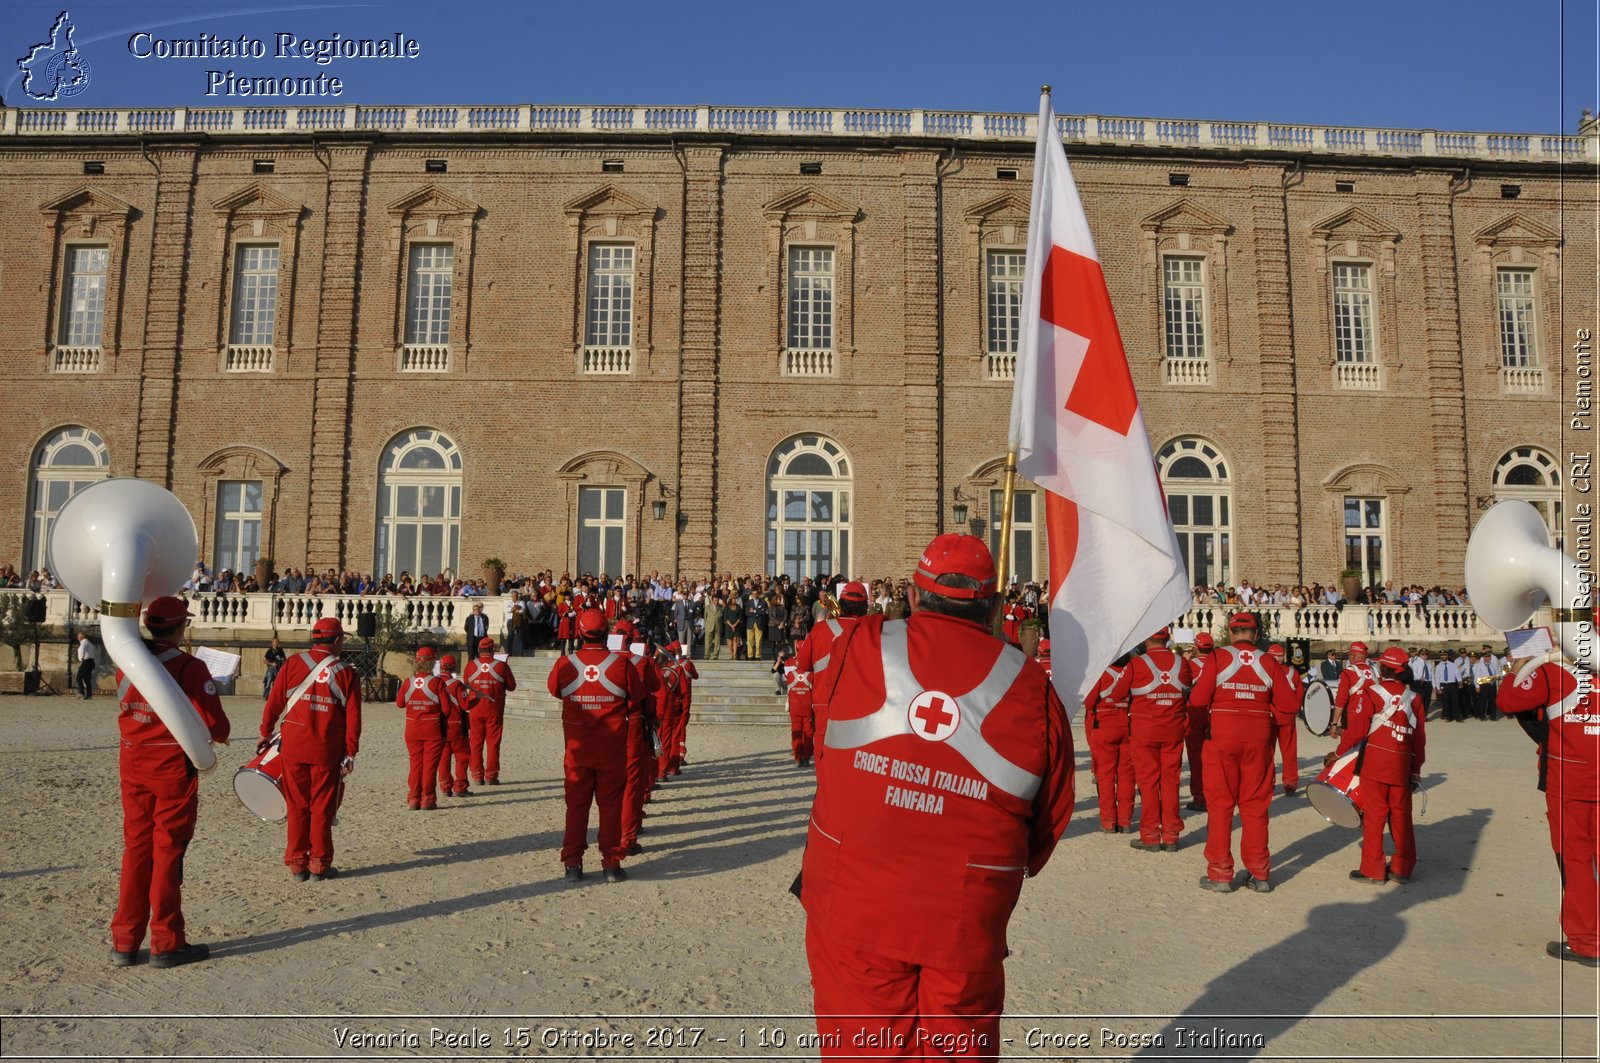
[3,104,1592,165]
[0,588,1528,647]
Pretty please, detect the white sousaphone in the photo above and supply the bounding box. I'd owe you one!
[1464,499,1595,677]
[48,478,218,772]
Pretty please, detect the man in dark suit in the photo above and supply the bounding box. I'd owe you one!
[464,602,491,657]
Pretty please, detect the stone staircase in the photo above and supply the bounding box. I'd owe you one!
[503,652,788,725]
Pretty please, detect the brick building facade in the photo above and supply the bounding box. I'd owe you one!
[1,103,1594,590]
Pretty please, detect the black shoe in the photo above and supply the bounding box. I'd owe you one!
[1390,873,1411,884]
[1198,876,1237,893]
[488,779,502,786]
[1100,826,1117,834]
[626,842,644,855]
[1242,873,1273,893]
[150,943,209,969]
[293,870,310,882]
[1129,838,1161,852]
[563,866,583,882]
[110,948,139,967]
[309,867,339,881]
[1161,842,1180,852]
[1349,869,1386,885]
[603,867,628,884]
[1283,784,1298,795]
[1547,941,1600,967]
[1186,801,1206,812]
[456,790,473,797]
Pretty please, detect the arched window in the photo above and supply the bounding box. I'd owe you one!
[1492,446,1562,546]
[27,427,110,574]
[1157,437,1232,589]
[376,429,462,579]
[766,435,852,578]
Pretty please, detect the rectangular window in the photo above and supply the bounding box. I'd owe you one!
[214,480,263,575]
[585,244,635,348]
[986,251,1025,355]
[1497,268,1538,368]
[787,246,834,351]
[229,245,280,346]
[577,486,626,577]
[1343,495,1386,586]
[1162,256,1207,360]
[988,490,1038,584]
[404,243,454,346]
[60,246,109,347]
[1332,262,1375,363]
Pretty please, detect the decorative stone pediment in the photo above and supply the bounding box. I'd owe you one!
[963,192,1029,225]
[762,185,860,223]
[556,449,652,486]
[212,184,303,218]
[1474,212,1561,250]
[39,186,135,236]
[1322,462,1412,496]
[563,184,654,219]
[386,184,479,220]
[1140,198,1232,237]
[1310,206,1400,275]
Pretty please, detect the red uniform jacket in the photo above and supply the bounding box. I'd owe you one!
[796,616,859,743]
[546,647,638,765]
[1188,642,1299,741]
[464,654,517,713]
[1109,648,1188,744]
[439,672,475,723]
[625,652,663,727]
[1337,677,1425,784]
[259,647,361,764]
[117,643,231,773]
[803,613,1074,971]
[397,674,448,732]
[1499,662,1600,801]
[1334,661,1379,714]
[1083,664,1131,740]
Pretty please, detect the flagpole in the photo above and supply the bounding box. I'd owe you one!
[996,451,1018,592]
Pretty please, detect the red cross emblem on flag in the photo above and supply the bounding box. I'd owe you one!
[908,689,961,742]
[583,665,600,683]
[1041,246,1140,436]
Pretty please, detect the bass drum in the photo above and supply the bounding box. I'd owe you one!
[1307,745,1363,829]
[1300,680,1335,736]
[235,736,287,822]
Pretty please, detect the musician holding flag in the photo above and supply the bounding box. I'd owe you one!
[259,617,361,881]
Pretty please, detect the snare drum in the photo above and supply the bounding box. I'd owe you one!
[1300,680,1335,737]
[1306,744,1363,828]
[235,735,287,822]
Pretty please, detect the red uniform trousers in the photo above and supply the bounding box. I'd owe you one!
[112,752,198,955]
[468,704,504,784]
[1357,780,1415,881]
[282,759,341,874]
[1202,734,1276,882]
[405,719,444,808]
[789,689,815,764]
[807,921,1002,1061]
[1276,717,1299,789]
[657,698,683,779]
[563,746,627,868]
[1086,714,1135,831]
[1131,738,1184,844]
[622,715,654,848]
[668,695,690,773]
[438,712,471,794]
[1548,790,1600,957]
[1185,708,1208,804]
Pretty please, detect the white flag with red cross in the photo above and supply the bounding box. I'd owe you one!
[1008,90,1191,714]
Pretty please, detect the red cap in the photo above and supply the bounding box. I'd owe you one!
[1037,638,1051,655]
[666,640,682,653]
[839,581,870,603]
[1194,633,1215,649]
[577,608,608,638]
[1378,646,1410,671]
[1148,626,1172,643]
[1228,612,1258,630]
[415,646,436,662]
[1349,641,1370,656]
[144,596,192,626]
[478,636,496,650]
[311,617,344,639]
[912,533,998,600]
[1267,643,1286,659]
[439,653,457,670]
[613,619,636,640]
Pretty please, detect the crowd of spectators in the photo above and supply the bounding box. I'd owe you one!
[0,566,59,591]
[1192,579,1472,610]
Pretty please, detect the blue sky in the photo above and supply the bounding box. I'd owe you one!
[3,0,1596,133]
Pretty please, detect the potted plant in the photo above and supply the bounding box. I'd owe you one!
[481,557,506,594]
[254,556,273,593]
[1340,567,1364,603]
[1018,617,1045,658]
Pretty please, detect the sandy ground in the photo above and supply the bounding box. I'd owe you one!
[0,694,1597,1062]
